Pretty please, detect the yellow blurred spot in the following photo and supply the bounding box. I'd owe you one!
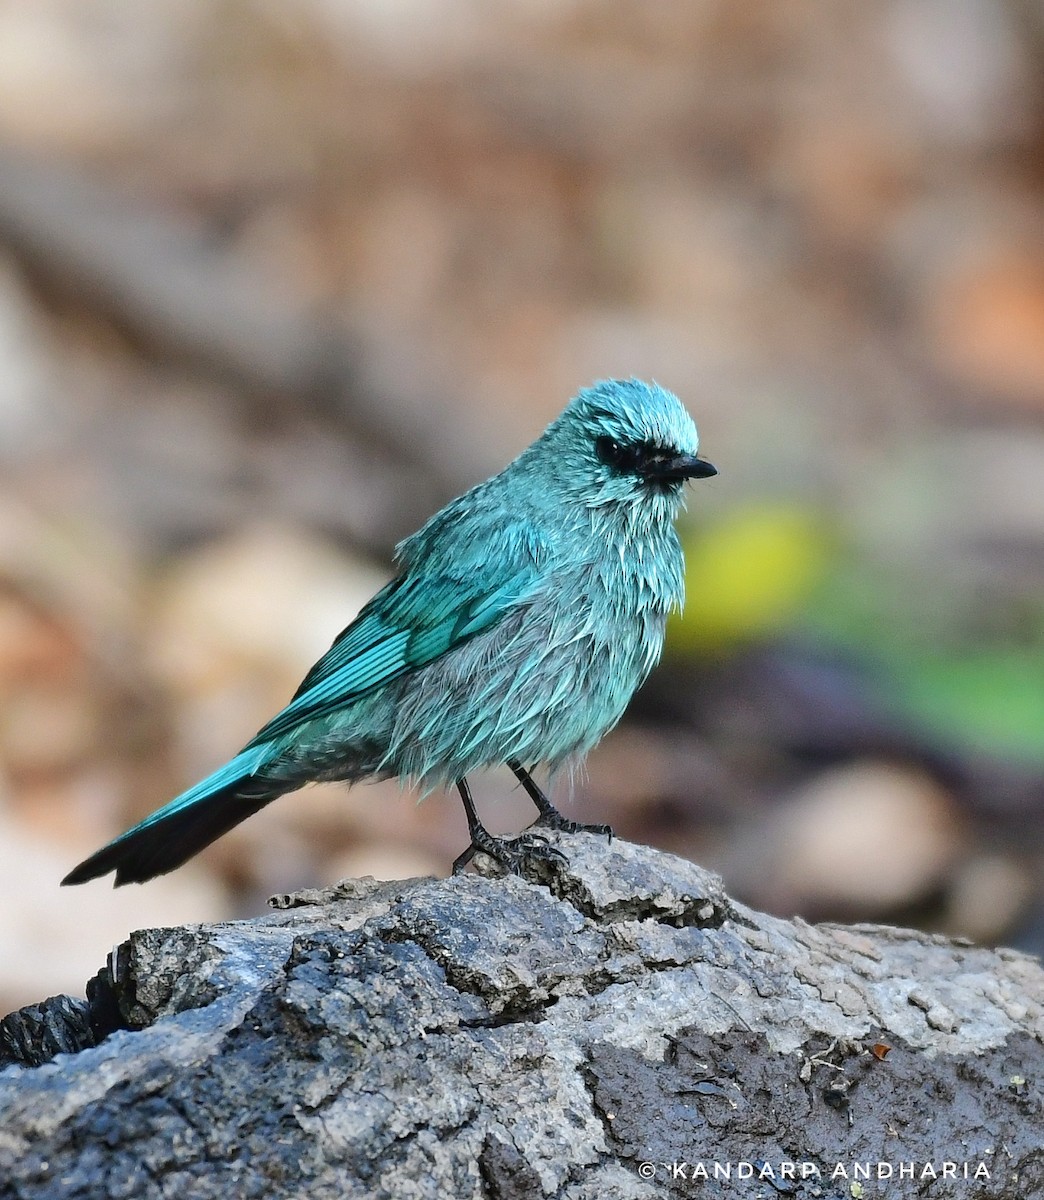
[668,505,829,652]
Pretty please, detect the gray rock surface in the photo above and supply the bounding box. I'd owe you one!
[1,834,1042,1198]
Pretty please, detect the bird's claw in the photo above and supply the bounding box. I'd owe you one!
[452,829,567,876]
[532,812,614,843]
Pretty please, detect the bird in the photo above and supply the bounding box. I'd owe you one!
[63,378,716,887]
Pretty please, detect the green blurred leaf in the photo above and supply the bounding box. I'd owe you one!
[887,649,1044,764]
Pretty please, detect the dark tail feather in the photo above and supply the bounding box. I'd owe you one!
[62,788,284,886]
[62,745,287,886]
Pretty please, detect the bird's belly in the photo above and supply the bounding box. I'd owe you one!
[368,584,669,789]
[538,616,665,761]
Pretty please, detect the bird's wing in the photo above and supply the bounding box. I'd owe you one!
[245,532,545,746]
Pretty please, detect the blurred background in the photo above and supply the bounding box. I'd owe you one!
[0,0,1042,1012]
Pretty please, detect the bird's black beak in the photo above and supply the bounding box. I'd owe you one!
[645,453,717,482]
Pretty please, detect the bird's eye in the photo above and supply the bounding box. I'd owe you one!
[595,436,643,473]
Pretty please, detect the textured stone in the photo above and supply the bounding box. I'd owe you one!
[0,834,1041,1199]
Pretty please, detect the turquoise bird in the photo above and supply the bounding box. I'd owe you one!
[64,379,716,885]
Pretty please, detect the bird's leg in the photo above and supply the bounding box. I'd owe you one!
[508,760,613,841]
[451,777,484,873]
[452,776,566,875]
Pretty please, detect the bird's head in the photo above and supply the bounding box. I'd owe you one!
[539,379,716,517]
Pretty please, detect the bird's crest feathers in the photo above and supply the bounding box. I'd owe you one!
[556,378,700,459]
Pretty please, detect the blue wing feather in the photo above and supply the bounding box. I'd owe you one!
[245,536,545,748]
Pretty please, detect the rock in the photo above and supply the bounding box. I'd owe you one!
[0,834,1041,1198]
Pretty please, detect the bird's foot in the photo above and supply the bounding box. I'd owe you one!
[452,828,567,876]
[531,810,614,842]
[508,760,613,843]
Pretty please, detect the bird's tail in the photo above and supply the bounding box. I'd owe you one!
[62,744,287,887]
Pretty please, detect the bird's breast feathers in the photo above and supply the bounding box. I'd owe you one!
[519,519,684,757]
